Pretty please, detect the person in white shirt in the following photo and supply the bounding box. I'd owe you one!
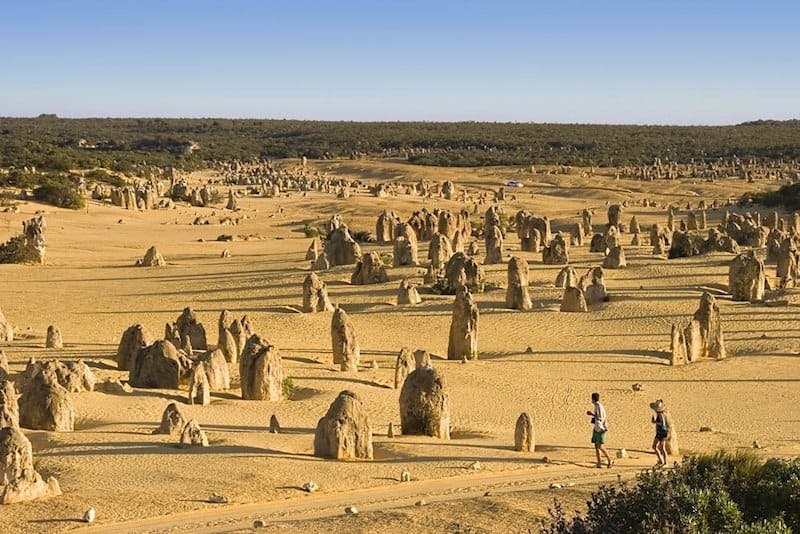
[586,392,613,468]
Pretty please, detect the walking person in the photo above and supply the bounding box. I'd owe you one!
[586,392,613,468]
[650,399,670,467]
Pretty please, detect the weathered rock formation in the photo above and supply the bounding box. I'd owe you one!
[0,310,12,342]
[154,402,186,435]
[18,366,74,432]
[542,233,569,265]
[686,292,726,361]
[777,237,800,288]
[116,324,153,371]
[376,210,400,243]
[570,223,584,246]
[555,266,577,288]
[444,252,485,293]
[0,380,19,429]
[397,279,422,305]
[392,223,419,267]
[483,224,504,264]
[325,225,362,267]
[669,324,687,366]
[602,246,627,269]
[313,390,373,460]
[351,251,389,285]
[505,257,532,310]
[581,209,593,236]
[651,224,671,256]
[0,427,62,503]
[138,246,166,267]
[187,362,211,406]
[45,326,63,349]
[728,251,766,302]
[394,347,414,389]
[331,308,360,372]
[428,233,453,272]
[514,412,534,452]
[306,238,322,261]
[239,334,285,400]
[129,340,185,389]
[302,272,335,313]
[174,307,208,351]
[669,231,703,259]
[197,349,230,390]
[560,286,587,312]
[447,286,478,360]
[607,204,623,229]
[178,419,209,448]
[399,365,451,439]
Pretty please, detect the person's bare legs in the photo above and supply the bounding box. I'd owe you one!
[652,437,664,465]
[659,440,669,466]
[599,444,612,467]
[594,443,602,467]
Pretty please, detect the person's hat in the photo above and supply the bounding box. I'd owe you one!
[649,399,665,412]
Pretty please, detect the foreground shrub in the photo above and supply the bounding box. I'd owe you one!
[542,450,799,534]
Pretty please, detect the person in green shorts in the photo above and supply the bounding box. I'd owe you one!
[586,392,613,468]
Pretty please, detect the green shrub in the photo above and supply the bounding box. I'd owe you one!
[281,378,295,400]
[0,235,39,264]
[351,230,375,243]
[302,224,321,238]
[746,182,800,211]
[33,177,85,209]
[379,252,393,266]
[542,450,798,534]
[84,169,126,188]
[42,153,73,172]
[0,170,40,189]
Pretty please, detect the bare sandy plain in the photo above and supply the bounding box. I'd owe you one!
[1,160,799,533]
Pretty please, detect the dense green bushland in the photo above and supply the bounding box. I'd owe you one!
[542,450,800,533]
[746,182,800,211]
[1,117,798,172]
[0,170,84,209]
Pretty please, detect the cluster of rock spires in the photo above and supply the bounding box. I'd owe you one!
[136,246,166,267]
[0,353,98,503]
[558,266,609,312]
[670,292,726,366]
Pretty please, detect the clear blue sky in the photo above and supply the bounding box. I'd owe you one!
[1,0,797,124]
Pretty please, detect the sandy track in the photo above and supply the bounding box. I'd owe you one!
[82,462,647,533]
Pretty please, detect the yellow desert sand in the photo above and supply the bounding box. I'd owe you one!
[1,160,799,533]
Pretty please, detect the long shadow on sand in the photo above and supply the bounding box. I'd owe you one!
[37,442,286,458]
[202,424,314,435]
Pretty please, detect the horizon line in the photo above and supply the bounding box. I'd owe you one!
[2,115,799,128]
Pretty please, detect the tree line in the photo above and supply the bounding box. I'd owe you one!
[1,117,799,173]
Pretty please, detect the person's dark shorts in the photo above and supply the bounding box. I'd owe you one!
[591,430,606,444]
[655,429,668,441]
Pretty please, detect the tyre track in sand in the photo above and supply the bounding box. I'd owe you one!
[81,461,652,533]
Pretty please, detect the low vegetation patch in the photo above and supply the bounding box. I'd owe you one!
[745,182,800,212]
[542,450,800,533]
